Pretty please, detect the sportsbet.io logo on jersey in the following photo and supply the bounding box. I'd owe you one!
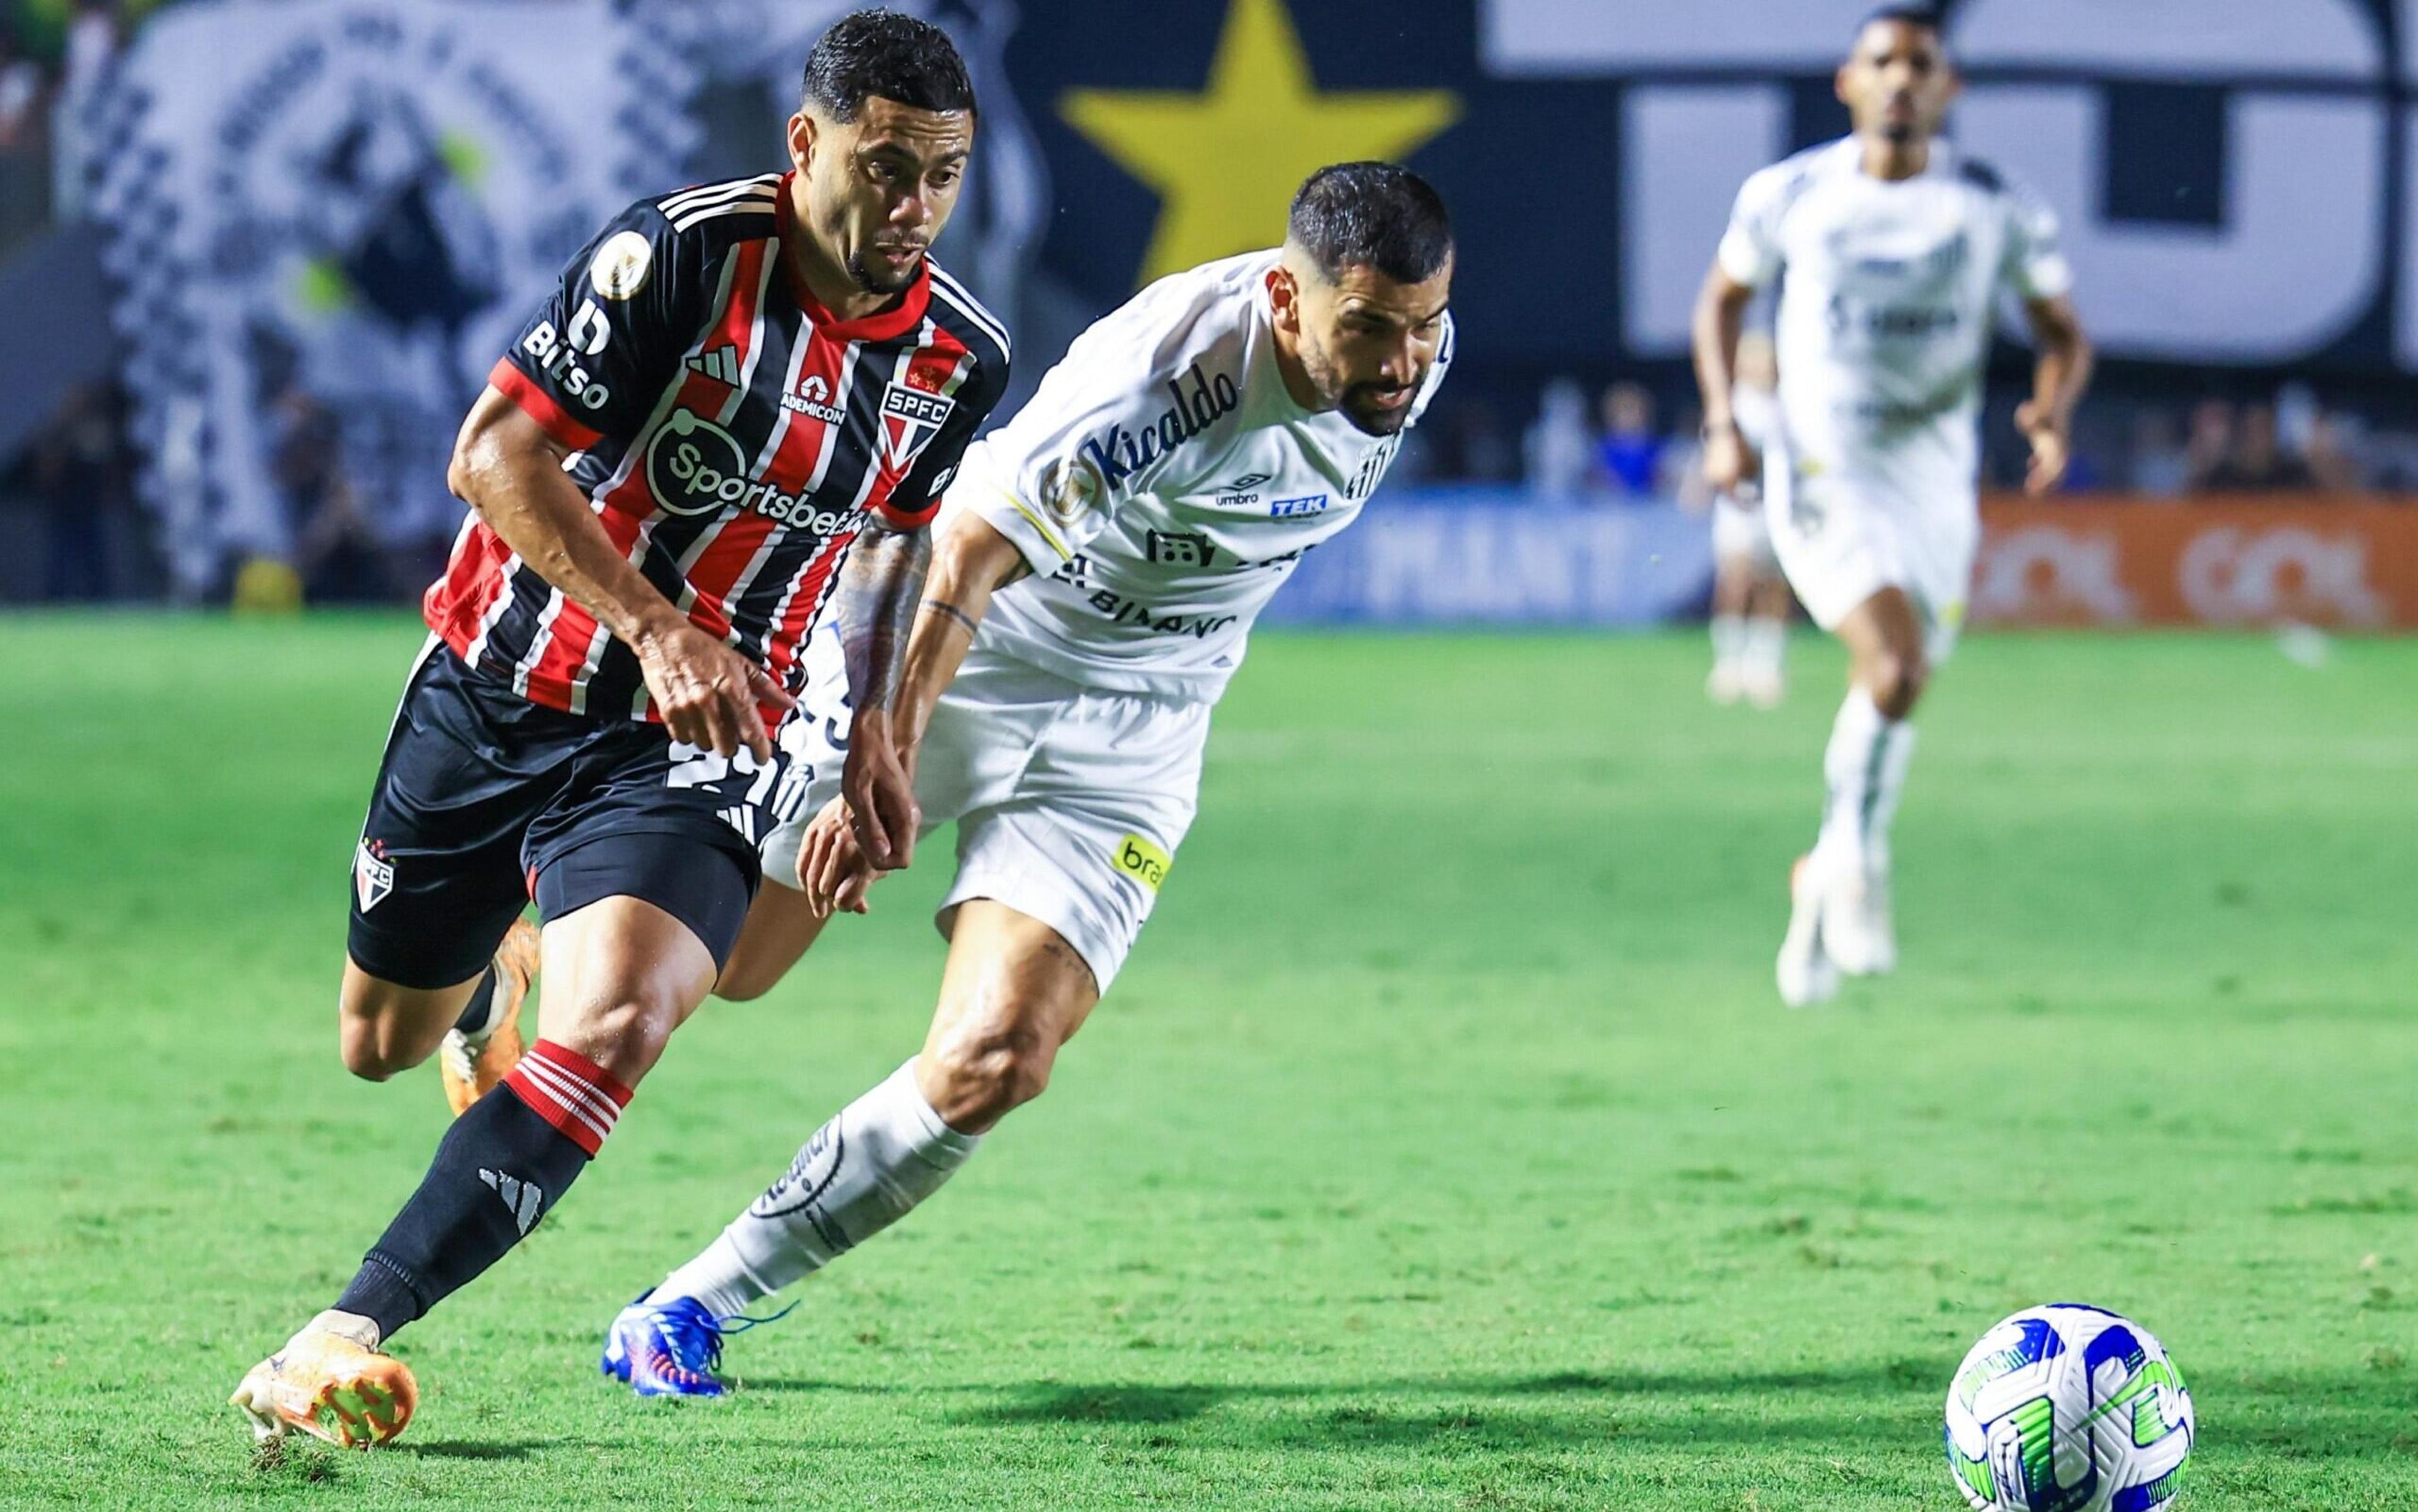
[644,410,853,531]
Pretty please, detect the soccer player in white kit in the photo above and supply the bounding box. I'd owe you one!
[595,163,1455,1394]
[1691,6,2092,1006]
[1704,331,1791,708]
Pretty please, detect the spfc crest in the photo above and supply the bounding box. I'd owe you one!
[880,382,956,471]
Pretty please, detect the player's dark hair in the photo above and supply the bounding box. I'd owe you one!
[800,8,977,122]
[1861,4,1947,37]
[1286,162,1455,286]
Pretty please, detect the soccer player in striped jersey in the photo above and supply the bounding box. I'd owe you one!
[231,11,1009,1449]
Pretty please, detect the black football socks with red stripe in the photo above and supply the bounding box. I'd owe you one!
[332,1041,632,1342]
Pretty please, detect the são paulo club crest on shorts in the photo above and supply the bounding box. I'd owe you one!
[355,838,395,913]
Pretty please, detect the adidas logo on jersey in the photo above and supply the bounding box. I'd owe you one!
[688,346,741,386]
[480,1168,545,1235]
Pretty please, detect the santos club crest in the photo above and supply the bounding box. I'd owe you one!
[880,382,956,472]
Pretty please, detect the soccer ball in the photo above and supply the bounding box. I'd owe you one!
[1943,1304,2194,1511]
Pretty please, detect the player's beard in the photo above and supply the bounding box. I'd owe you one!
[1339,385,1416,436]
[846,249,924,298]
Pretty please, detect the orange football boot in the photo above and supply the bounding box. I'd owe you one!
[439,916,540,1117]
[230,1328,418,1448]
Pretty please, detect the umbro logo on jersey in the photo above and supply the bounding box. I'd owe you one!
[480,1168,545,1235]
[782,372,846,424]
[1225,472,1273,491]
[687,346,741,386]
[880,382,956,470]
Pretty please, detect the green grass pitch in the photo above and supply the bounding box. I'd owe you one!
[1,615,2413,1510]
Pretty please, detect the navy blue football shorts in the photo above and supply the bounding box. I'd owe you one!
[346,640,784,989]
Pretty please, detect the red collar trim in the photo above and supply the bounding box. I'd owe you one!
[777,171,933,343]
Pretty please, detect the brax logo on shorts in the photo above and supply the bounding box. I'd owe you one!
[1112,833,1171,894]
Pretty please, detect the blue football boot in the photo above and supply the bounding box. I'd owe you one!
[602,1292,734,1397]
[602,1290,797,1397]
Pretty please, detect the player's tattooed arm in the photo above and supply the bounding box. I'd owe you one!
[833,520,934,870]
[888,509,1033,756]
[450,389,792,760]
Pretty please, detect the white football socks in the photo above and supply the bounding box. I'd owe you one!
[655,1060,980,1319]
[1744,618,1786,684]
[1711,613,1747,672]
[1813,686,1915,873]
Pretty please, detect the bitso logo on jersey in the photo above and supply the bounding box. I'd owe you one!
[644,410,853,532]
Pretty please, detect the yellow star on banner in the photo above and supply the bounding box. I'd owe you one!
[1060,0,1460,285]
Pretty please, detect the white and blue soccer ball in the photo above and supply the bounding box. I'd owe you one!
[1943,1304,2194,1511]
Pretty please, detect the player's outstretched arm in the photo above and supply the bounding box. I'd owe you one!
[448,389,792,758]
[803,508,1025,915]
[1691,264,1761,494]
[832,519,937,871]
[2016,295,2094,496]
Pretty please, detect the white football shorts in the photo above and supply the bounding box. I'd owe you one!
[1711,490,1779,572]
[1764,452,1976,664]
[763,623,1207,993]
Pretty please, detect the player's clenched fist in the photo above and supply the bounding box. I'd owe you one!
[634,619,795,761]
[1701,419,1759,496]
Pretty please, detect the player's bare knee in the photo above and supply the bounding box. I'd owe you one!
[338,1013,411,1081]
[564,987,688,1083]
[928,1022,1055,1125]
[1866,650,1928,719]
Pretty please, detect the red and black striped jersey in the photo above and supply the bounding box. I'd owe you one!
[424,171,1012,723]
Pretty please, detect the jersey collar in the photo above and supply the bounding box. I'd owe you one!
[776,171,933,343]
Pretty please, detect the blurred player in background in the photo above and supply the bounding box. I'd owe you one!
[1691,4,2092,1006]
[230,11,1009,1447]
[596,163,1454,1397]
[1703,330,1791,707]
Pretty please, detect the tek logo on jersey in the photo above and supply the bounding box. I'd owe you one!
[880,382,956,471]
[645,410,855,531]
[519,300,616,412]
[1078,361,1239,492]
[1268,493,1329,518]
[785,373,846,424]
[353,839,395,912]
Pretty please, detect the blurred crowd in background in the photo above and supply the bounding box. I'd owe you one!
[3,0,2415,610]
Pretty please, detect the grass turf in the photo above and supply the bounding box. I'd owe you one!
[0,614,2413,1510]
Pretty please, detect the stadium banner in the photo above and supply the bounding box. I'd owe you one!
[1973,497,2418,630]
[1002,0,2418,378]
[1259,492,1714,625]
[85,0,698,596]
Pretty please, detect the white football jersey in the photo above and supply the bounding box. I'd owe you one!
[945,249,1451,702]
[1718,137,2070,501]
